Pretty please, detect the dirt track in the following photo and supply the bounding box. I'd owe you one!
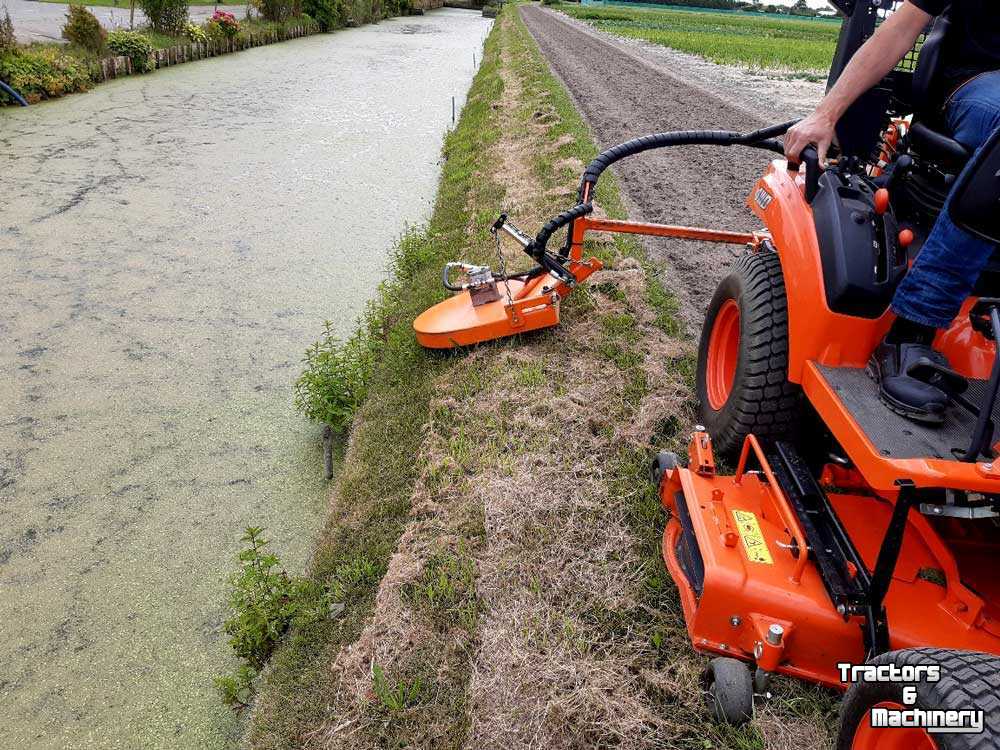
[521,5,814,333]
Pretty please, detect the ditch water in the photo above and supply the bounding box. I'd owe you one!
[0,8,490,748]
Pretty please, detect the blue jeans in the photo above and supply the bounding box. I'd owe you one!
[891,70,1000,328]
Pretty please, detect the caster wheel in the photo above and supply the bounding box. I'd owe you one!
[649,451,679,488]
[704,657,753,725]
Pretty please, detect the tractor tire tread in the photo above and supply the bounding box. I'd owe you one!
[837,648,1000,750]
[696,247,802,457]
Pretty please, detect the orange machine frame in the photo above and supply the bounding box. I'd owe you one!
[749,161,1000,496]
[651,158,1000,690]
[659,431,1000,689]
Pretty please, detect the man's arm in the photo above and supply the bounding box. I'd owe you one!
[784,1,932,165]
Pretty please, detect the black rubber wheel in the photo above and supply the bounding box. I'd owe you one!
[649,450,679,488]
[696,247,802,458]
[837,648,1000,750]
[704,656,754,725]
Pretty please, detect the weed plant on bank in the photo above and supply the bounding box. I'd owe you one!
[556,2,839,75]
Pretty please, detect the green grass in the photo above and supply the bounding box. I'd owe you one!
[556,3,839,75]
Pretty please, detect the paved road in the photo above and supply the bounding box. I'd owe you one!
[0,9,490,748]
[5,0,247,43]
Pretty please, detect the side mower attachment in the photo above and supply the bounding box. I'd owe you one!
[413,124,793,349]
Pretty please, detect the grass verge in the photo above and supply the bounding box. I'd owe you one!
[243,2,838,748]
[555,2,838,77]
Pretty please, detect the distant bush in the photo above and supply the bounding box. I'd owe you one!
[107,29,154,72]
[301,0,342,31]
[62,5,107,53]
[206,10,240,38]
[0,46,94,103]
[183,21,208,43]
[0,8,15,53]
[256,0,302,23]
[138,0,188,34]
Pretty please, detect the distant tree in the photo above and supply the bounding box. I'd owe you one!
[0,7,15,51]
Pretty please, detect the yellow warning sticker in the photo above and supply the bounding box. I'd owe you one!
[731,509,774,564]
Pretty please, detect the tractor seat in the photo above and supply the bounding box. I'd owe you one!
[909,121,971,170]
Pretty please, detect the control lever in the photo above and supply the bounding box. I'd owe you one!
[787,145,823,203]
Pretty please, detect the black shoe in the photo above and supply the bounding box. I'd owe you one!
[867,341,966,424]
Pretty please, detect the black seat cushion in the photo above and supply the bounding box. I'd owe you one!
[910,121,971,169]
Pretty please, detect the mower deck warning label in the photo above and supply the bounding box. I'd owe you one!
[731,509,773,564]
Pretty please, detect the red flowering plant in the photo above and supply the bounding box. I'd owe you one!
[208,10,240,38]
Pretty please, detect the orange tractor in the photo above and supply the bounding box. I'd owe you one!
[415,2,1000,746]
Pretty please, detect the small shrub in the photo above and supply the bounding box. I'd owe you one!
[206,10,240,39]
[62,5,106,52]
[139,0,188,34]
[294,320,373,433]
[0,46,94,103]
[107,29,154,72]
[302,0,342,31]
[0,8,15,53]
[183,21,208,43]
[222,526,331,669]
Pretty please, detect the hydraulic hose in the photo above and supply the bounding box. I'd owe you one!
[0,79,28,107]
[529,120,799,265]
[578,120,797,197]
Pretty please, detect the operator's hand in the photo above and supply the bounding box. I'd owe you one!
[784,110,837,167]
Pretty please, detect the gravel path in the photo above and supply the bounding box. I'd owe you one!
[520,5,823,334]
[5,0,246,44]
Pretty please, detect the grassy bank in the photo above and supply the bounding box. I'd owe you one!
[555,2,838,75]
[242,2,838,747]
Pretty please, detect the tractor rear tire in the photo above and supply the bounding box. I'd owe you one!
[696,247,802,458]
[704,657,754,726]
[837,648,1000,750]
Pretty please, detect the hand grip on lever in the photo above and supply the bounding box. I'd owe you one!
[786,145,823,204]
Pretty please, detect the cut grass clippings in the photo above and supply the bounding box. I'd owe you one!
[555,2,839,77]
[243,2,839,748]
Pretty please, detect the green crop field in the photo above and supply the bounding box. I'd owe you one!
[557,3,840,76]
